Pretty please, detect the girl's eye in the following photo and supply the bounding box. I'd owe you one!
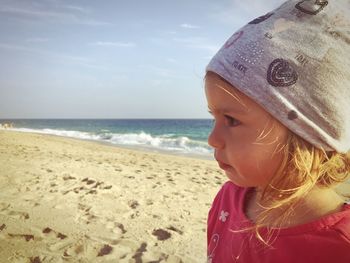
[224,115,240,127]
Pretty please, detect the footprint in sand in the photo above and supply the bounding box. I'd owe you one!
[60,237,118,260]
[62,177,113,196]
[128,200,139,209]
[97,244,113,256]
[75,208,99,225]
[167,225,184,236]
[62,174,76,181]
[0,223,6,232]
[7,233,35,242]
[152,228,172,241]
[7,254,56,263]
[132,242,183,263]
[146,199,154,206]
[40,218,120,258]
[30,256,42,263]
[132,242,147,262]
[34,226,75,254]
[166,175,175,184]
[43,227,68,240]
[0,209,30,220]
[105,221,127,235]
[0,202,10,211]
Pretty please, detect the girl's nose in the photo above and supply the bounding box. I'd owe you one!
[208,123,224,149]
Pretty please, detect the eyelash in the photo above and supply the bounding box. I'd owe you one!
[209,111,240,127]
[224,115,240,127]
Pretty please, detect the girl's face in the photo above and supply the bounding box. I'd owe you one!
[205,73,289,188]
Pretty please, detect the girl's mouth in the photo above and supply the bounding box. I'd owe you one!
[214,152,233,171]
[216,160,232,171]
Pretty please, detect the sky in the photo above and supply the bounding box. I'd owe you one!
[0,0,285,119]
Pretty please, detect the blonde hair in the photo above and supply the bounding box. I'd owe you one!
[253,131,350,245]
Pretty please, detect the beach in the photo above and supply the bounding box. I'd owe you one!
[1,130,349,263]
[0,130,224,263]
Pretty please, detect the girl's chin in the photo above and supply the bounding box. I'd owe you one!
[224,168,239,182]
[224,169,250,188]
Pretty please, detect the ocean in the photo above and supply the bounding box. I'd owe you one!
[0,119,214,158]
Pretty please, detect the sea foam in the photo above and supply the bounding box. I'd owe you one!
[3,127,213,157]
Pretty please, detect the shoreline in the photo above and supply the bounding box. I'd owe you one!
[0,130,223,262]
[0,128,214,161]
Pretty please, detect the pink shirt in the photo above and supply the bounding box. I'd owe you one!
[207,181,350,263]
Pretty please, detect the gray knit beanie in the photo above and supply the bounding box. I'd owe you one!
[206,0,350,153]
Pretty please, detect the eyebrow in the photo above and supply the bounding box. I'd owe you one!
[207,106,248,115]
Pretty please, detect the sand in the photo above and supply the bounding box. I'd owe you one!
[0,130,224,263]
[1,130,349,263]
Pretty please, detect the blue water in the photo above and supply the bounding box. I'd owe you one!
[0,119,214,157]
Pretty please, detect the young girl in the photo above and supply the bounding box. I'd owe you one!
[205,0,350,262]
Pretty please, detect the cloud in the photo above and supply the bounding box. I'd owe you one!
[26,38,49,43]
[0,42,87,62]
[63,5,90,14]
[148,37,166,46]
[138,65,179,78]
[90,41,136,48]
[0,42,109,70]
[173,37,220,54]
[209,0,285,26]
[180,23,200,29]
[0,4,112,26]
[0,6,73,19]
[0,42,87,61]
[166,58,177,63]
[161,30,177,35]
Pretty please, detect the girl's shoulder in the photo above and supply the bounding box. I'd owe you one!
[215,180,246,197]
[208,181,249,221]
[276,202,350,242]
[210,181,247,209]
[331,204,350,242]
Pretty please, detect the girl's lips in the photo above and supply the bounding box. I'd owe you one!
[214,152,233,170]
[217,160,232,170]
